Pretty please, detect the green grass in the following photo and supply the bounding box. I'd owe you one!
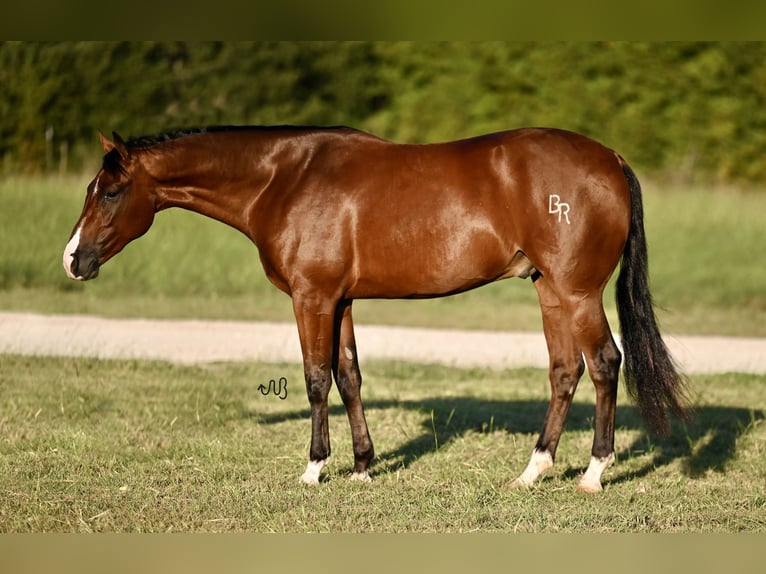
[1,175,765,336]
[1,354,763,532]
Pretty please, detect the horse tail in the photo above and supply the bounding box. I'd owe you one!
[615,158,690,436]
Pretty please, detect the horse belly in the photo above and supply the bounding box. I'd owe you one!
[349,221,518,299]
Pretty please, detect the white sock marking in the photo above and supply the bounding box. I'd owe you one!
[62,225,83,280]
[577,453,615,493]
[514,449,553,487]
[300,458,327,485]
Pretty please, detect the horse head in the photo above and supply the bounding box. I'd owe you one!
[63,132,156,280]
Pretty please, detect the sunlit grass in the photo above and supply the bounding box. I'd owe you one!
[0,355,763,532]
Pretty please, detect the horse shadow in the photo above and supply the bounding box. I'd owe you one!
[254,396,763,484]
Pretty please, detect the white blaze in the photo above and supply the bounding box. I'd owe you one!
[62,174,99,280]
[62,225,83,280]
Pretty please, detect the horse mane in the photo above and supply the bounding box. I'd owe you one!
[100,125,362,175]
[125,125,354,150]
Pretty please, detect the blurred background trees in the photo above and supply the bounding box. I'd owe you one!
[2,41,765,186]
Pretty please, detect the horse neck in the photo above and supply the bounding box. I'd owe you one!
[143,136,280,238]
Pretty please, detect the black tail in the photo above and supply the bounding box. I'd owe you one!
[616,159,689,436]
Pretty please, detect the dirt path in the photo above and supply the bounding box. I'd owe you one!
[1,311,764,374]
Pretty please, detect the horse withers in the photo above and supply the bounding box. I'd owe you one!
[62,126,688,492]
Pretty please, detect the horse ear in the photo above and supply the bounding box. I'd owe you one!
[99,130,114,153]
[111,132,130,159]
[98,130,130,160]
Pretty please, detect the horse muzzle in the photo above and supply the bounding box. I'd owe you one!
[65,250,100,280]
[63,230,100,281]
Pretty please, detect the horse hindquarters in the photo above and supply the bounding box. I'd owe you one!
[511,147,631,492]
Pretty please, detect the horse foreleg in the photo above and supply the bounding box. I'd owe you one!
[293,293,337,486]
[332,300,374,481]
[514,277,584,488]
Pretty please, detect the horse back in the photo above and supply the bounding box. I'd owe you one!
[255,128,632,300]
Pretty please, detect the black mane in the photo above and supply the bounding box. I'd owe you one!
[125,125,352,149]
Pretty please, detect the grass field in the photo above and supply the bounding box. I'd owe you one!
[1,175,765,336]
[0,354,763,532]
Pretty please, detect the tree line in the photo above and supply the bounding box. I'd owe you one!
[2,41,764,185]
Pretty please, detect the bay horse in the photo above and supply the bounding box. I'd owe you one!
[62,126,688,492]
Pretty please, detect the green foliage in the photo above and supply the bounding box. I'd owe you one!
[0,42,389,173]
[2,42,766,184]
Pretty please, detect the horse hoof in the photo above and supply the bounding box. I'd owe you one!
[350,471,371,483]
[575,479,603,493]
[510,478,533,489]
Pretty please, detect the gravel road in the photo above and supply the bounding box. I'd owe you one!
[1,311,764,374]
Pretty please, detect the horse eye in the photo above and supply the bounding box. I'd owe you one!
[103,189,121,201]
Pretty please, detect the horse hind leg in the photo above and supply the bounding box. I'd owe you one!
[567,293,622,493]
[332,300,374,481]
[513,277,585,488]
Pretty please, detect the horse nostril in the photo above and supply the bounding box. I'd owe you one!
[87,258,100,279]
[70,249,101,280]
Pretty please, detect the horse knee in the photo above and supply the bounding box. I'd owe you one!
[550,356,585,397]
[305,367,332,403]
